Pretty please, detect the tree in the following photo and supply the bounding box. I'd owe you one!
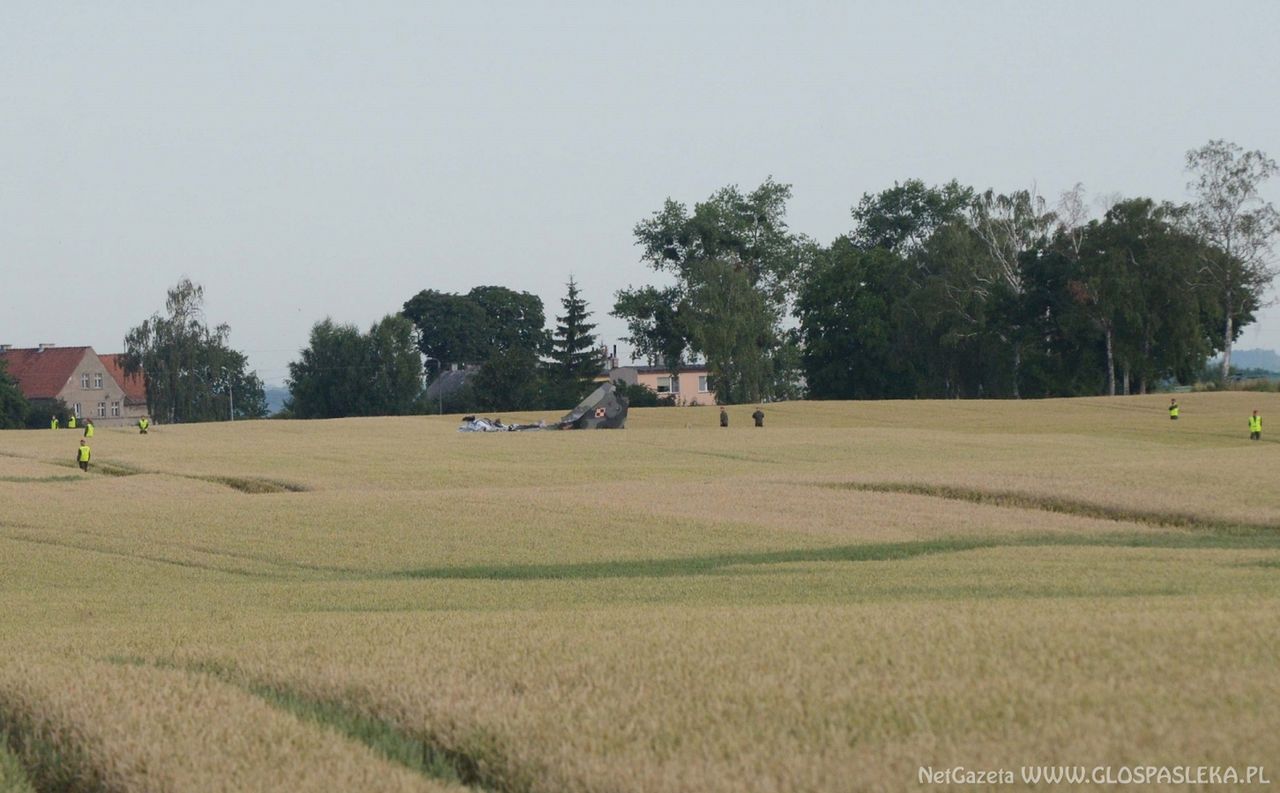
[851,179,973,256]
[546,277,601,406]
[797,240,914,399]
[123,278,266,423]
[403,286,548,366]
[0,359,29,429]
[473,347,543,412]
[1184,140,1280,381]
[621,178,800,403]
[287,315,424,419]
[612,285,690,389]
[968,188,1057,398]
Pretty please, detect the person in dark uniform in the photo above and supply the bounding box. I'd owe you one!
[719,407,729,428]
[752,407,764,427]
[1168,398,1179,420]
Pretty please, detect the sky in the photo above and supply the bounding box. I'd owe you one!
[3,1,1278,386]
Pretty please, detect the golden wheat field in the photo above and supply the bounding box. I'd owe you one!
[2,393,1280,792]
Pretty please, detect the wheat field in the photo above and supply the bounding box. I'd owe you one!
[1,393,1279,792]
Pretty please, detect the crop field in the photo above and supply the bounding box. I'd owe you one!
[2,393,1279,792]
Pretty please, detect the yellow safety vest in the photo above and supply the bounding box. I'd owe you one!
[139,419,149,430]
[78,446,91,463]
[1169,405,1179,417]
[51,418,58,430]
[68,416,77,428]
[1250,416,1262,433]
[85,425,94,438]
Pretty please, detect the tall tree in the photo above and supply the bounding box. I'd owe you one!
[621,178,800,403]
[1184,139,1280,380]
[547,277,601,406]
[123,278,266,423]
[612,285,690,389]
[287,315,423,419]
[797,240,915,399]
[968,188,1057,397]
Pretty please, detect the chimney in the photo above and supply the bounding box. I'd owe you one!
[37,343,54,352]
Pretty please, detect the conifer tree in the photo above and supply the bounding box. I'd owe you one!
[548,277,601,403]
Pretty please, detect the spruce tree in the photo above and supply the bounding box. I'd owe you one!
[548,277,601,403]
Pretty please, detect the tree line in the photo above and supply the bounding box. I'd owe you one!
[6,139,1272,428]
[617,139,1279,401]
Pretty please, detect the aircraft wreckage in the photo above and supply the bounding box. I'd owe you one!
[458,382,629,432]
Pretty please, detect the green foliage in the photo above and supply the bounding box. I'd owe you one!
[0,360,29,430]
[122,279,266,423]
[620,178,800,403]
[473,347,543,412]
[797,241,915,399]
[613,380,675,408]
[546,277,601,407]
[612,285,689,374]
[287,315,424,419]
[20,399,69,430]
[402,286,548,367]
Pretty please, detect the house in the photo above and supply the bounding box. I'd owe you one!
[609,363,717,406]
[0,344,148,427]
[100,353,150,420]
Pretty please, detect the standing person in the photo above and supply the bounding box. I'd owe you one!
[1250,410,1262,441]
[76,440,91,472]
[752,407,765,427]
[50,415,58,430]
[1169,398,1179,420]
[138,416,150,434]
[67,414,77,430]
[84,420,94,438]
[719,407,729,428]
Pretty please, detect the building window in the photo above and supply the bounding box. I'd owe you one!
[81,373,90,389]
[657,376,681,394]
[73,402,81,417]
[96,402,106,417]
[93,372,104,389]
[111,401,121,417]
[698,375,709,392]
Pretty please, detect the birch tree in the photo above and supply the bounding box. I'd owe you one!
[1185,140,1280,380]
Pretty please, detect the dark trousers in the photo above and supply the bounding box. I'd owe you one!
[78,461,89,471]
[1252,432,1261,441]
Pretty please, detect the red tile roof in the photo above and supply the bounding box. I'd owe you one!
[0,347,94,400]
[100,353,148,406]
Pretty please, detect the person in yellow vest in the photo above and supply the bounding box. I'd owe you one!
[138,416,150,434]
[1168,398,1179,420]
[68,414,77,430]
[1249,410,1262,441]
[50,416,59,430]
[84,420,94,438]
[76,440,91,472]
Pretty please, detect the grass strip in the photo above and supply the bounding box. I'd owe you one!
[194,475,309,494]
[831,481,1280,536]
[393,531,1280,582]
[0,712,108,793]
[49,460,143,478]
[45,457,308,494]
[0,735,37,793]
[106,657,495,792]
[0,476,82,484]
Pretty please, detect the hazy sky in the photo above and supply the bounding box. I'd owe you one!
[3,1,1278,385]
